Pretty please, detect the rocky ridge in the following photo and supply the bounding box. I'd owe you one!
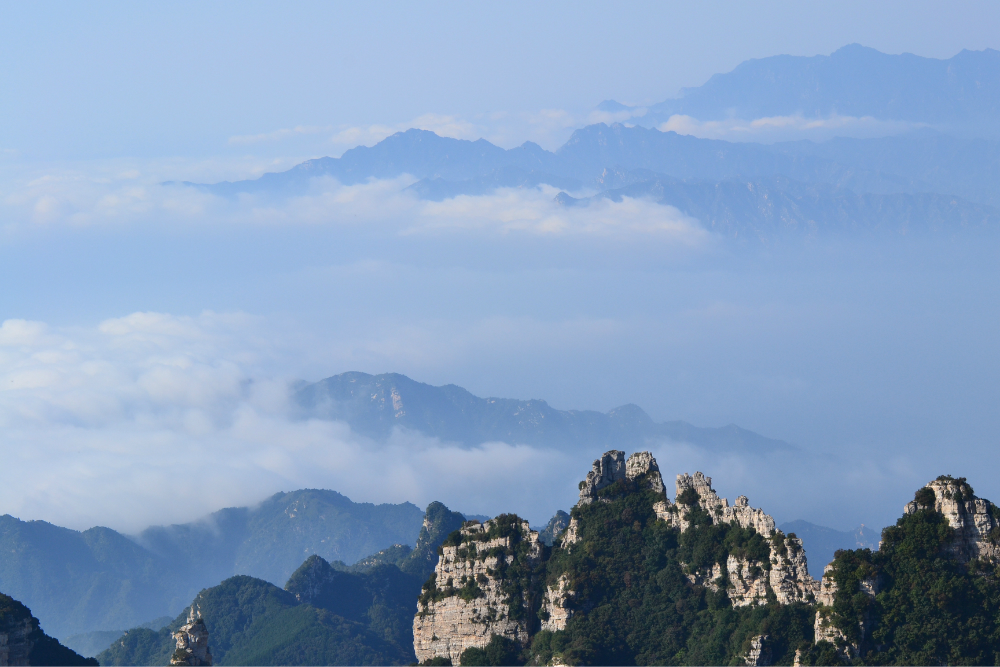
[414,450,820,664]
[0,592,96,666]
[810,475,1000,661]
[169,607,212,666]
[413,516,544,664]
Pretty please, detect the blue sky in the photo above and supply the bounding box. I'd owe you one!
[1,1,999,534]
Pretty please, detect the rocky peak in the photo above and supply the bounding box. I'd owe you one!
[170,607,212,666]
[672,471,775,537]
[904,475,1000,563]
[578,450,666,505]
[412,515,543,665]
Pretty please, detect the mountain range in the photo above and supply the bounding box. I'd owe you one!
[294,371,792,453]
[627,44,1000,131]
[0,490,426,641]
[173,45,1000,240]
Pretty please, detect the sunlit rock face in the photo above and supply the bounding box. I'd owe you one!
[412,517,543,665]
[170,608,213,666]
[413,451,822,663]
[904,475,1000,563]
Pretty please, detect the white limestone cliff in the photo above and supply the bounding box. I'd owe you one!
[170,607,213,666]
[413,517,543,664]
[904,475,1000,563]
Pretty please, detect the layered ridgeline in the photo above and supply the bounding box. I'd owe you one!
[0,490,424,641]
[180,45,1000,239]
[295,372,790,454]
[0,591,96,666]
[97,502,467,666]
[413,452,1000,666]
[625,44,1000,131]
[187,125,1000,239]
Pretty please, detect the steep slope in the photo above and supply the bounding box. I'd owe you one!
[99,501,466,666]
[811,475,1000,664]
[0,491,425,639]
[97,574,412,666]
[135,488,425,592]
[295,371,792,453]
[0,516,180,639]
[414,451,820,665]
[0,591,97,666]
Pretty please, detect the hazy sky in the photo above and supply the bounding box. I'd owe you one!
[1,1,999,537]
[2,1,999,160]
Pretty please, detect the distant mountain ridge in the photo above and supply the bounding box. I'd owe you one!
[0,491,426,639]
[295,371,792,453]
[636,44,1000,129]
[176,44,1000,240]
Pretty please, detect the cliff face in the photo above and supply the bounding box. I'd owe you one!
[0,615,33,666]
[412,516,544,664]
[414,450,821,665]
[169,608,212,666]
[903,475,1000,563]
[658,468,817,608]
[0,592,96,667]
[806,475,1000,665]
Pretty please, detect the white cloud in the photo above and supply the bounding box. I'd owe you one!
[658,113,926,142]
[228,125,333,146]
[0,165,710,246]
[0,312,587,532]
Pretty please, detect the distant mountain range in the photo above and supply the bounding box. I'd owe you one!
[294,371,793,453]
[0,491,427,640]
[175,45,1000,240]
[626,44,1000,131]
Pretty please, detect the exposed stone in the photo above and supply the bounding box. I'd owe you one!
[562,517,583,550]
[0,616,32,666]
[674,473,776,536]
[624,451,665,494]
[670,472,817,607]
[170,607,212,666]
[770,534,818,604]
[578,450,666,505]
[904,476,1000,563]
[540,574,574,632]
[727,557,769,606]
[744,634,771,666]
[413,517,543,665]
[578,450,626,504]
[685,562,724,592]
[815,563,837,607]
[813,607,847,647]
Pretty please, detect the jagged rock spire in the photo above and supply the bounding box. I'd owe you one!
[577,450,666,504]
[904,475,1000,563]
[170,606,213,666]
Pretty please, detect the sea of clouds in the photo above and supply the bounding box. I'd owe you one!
[1,158,998,539]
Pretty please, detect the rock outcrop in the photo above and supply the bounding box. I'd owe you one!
[744,634,771,666]
[674,472,776,536]
[0,592,95,667]
[670,470,817,606]
[170,607,212,666]
[904,475,1000,563]
[540,574,575,632]
[0,615,32,666]
[578,450,666,504]
[413,516,543,664]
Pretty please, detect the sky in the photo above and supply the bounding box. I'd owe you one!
[1,1,999,537]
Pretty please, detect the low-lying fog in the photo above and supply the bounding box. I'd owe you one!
[1,169,997,537]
